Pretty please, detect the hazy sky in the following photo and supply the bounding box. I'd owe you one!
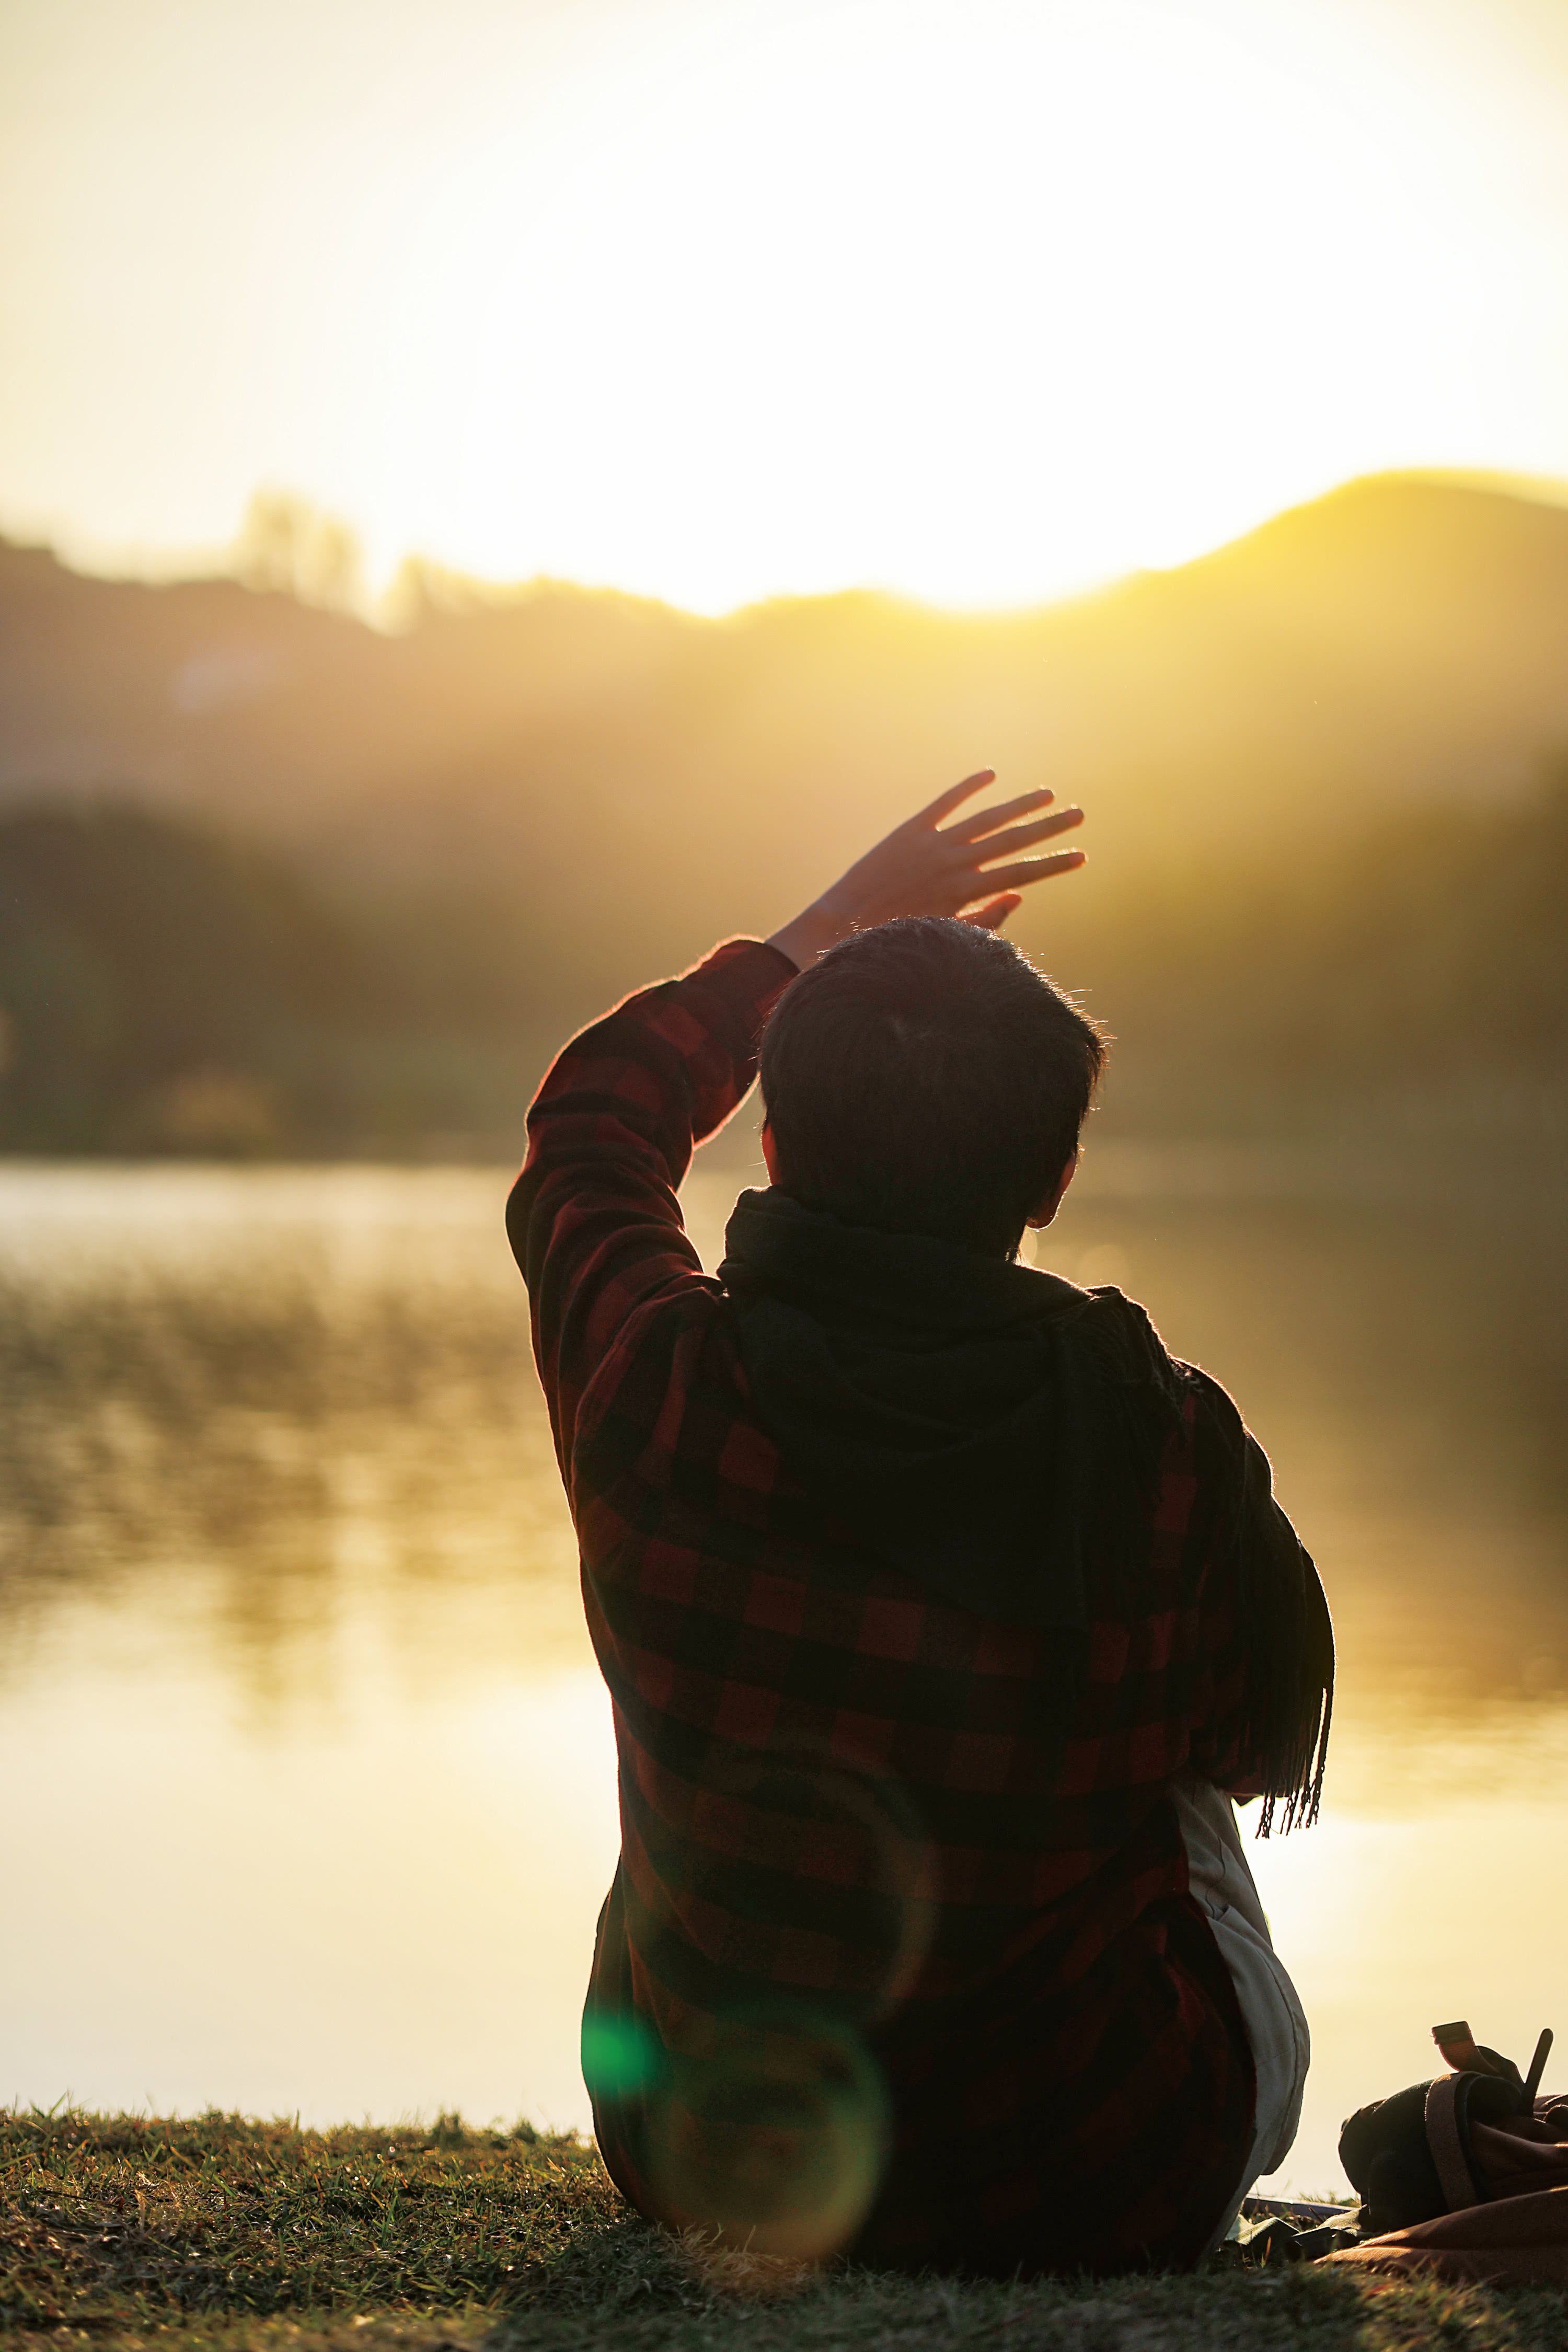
[4,0,1567,611]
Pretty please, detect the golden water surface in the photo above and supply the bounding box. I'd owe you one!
[3,1152,1564,2195]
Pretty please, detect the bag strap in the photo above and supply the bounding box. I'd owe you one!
[1424,2075,1482,2212]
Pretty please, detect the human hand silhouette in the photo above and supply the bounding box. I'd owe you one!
[767,769,1085,970]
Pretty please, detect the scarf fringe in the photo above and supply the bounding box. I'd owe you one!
[1077,1291,1334,1840]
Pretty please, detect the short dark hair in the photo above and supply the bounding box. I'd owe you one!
[759,917,1106,1256]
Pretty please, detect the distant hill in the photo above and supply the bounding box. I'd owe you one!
[3,473,1567,1001]
[2,473,1566,1156]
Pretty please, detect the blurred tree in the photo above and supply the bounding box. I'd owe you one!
[1091,754,1568,1132]
[234,489,366,614]
[0,764,1562,1159]
[0,804,362,1150]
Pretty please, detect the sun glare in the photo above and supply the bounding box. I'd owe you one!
[401,0,1488,607]
[2,0,1565,609]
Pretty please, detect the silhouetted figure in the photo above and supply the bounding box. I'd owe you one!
[508,773,1331,2275]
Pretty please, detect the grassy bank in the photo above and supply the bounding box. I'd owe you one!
[4,2112,1566,2351]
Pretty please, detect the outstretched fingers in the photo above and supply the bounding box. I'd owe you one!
[943,786,1056,843]
[969,804,1085,867]
[972,847,1086,891]
[914,769,997,827]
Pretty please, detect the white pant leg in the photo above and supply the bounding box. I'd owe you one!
[1169,1772,1310,2248]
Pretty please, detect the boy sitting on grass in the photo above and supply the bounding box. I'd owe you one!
[508,773,1332,2276]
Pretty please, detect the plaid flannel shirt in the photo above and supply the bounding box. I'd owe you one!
[509,937,1283,2275]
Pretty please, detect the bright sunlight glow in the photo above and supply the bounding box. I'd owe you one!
[2,0,1567,609]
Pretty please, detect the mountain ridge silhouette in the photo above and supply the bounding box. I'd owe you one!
[3,468,1566,1021]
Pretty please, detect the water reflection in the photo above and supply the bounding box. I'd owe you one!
[1,1158,1564,2193]
[1032,1186,1568,1739]
[0,1166,583,1715]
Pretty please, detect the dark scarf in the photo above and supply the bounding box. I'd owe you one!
[717,1187,1185,1635]
[718,1186,1331,1827]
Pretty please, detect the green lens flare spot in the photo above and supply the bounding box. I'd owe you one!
[582,2013,667,2096]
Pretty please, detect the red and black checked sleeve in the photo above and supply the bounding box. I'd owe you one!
[1180,1369,1333,1826]
[506,936,797,1484]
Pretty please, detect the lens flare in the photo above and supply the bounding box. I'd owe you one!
[642,2002,891,2263]
[590,1735,938,2255]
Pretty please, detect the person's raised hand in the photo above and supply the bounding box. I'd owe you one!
[766,770,1085,970]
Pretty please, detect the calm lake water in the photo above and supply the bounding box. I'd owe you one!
[3,1151,1565,2196]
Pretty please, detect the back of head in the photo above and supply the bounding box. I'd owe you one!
[760,916,1106,1258]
